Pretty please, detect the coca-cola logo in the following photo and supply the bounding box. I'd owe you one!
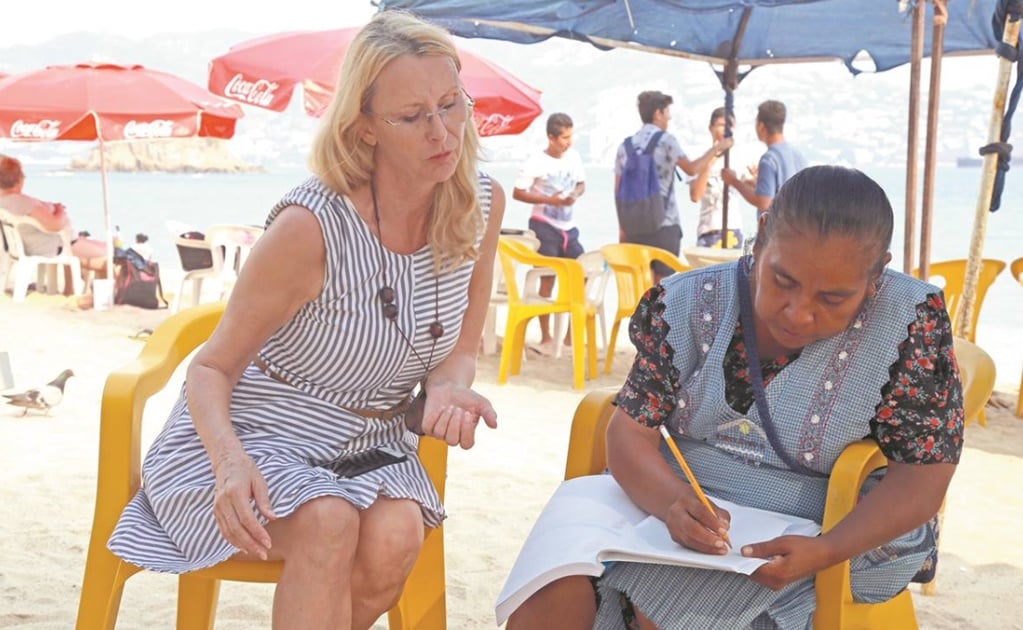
[223,74,279,108]
[10,119,61,140]
[123,119,175,139]
[473,112,513,136]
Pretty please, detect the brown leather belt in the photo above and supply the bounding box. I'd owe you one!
[252,356,413,421]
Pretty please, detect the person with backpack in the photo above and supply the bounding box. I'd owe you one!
[614,91,732,282]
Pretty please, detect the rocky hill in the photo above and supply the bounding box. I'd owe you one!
[68,138,263,173]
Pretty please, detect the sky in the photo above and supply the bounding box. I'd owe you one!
[4,1,379,45]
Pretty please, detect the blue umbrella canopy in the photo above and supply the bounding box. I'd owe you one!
[378,0,1011,318]
[375,0,997,73]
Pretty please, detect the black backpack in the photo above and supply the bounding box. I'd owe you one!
[114,248,167,309]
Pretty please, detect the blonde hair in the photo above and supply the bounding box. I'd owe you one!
[308,11,482,272]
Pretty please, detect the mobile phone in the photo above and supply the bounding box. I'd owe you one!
[329,446,408,478]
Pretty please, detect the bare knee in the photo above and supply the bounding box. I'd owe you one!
[271,496,360,567]
[352,499,425,610]
[507,575,596,630]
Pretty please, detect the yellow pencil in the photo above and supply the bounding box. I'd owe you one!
[658,424,731,548]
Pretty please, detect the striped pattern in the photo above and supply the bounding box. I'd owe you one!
[108,174,491,573]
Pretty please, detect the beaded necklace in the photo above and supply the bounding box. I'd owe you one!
[370,181,443,372]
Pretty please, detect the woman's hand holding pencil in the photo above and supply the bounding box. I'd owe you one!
[658,425,733,554]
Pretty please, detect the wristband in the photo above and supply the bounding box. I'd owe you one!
[405,389,427,435]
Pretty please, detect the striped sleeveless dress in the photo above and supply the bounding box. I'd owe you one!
[108,174,492,573]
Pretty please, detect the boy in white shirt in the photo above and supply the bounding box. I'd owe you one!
[513,113,586,357]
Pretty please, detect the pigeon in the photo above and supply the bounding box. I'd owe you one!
[3,369,75,416]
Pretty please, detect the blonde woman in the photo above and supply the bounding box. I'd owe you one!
[109,11,504,628]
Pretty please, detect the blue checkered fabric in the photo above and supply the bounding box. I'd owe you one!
[593,261,941,629]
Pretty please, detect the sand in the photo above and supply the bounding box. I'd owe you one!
[0,291,1021,629]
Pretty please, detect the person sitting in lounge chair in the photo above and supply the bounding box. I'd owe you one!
[0,154,108,276]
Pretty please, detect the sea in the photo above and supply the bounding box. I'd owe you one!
[23,162,1023,387]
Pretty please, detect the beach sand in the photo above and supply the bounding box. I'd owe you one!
[0,292,1021,629]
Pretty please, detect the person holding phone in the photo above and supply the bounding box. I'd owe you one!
[512,112,586,357]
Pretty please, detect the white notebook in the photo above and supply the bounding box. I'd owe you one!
[495,474,821,626]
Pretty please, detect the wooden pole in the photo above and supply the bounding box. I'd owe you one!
[957,8,1022,340]
[918,0,947,281]
[99,136,114,282]
[903,2,925,274]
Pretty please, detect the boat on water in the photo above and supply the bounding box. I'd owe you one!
[957,155,1023,167]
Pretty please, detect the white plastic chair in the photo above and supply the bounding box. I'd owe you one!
[551,250,612,358]
[0,210,83,301]
[681,245,742,269]
[172,224,263,312]
[174,236,214,312]
[482,230,541,355]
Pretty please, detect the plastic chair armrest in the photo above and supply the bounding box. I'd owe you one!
[95,304,224,521]
[814,440,888,625]
[564,389,617,480]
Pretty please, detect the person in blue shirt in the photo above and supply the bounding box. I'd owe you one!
[722,100,806,217]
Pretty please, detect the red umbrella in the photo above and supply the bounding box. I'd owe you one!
[208,28,542,136]
[0,62,244,277]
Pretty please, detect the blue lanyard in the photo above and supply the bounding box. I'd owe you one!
[735,258,825,477]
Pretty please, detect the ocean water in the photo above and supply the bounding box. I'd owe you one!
[24,162,1023,386]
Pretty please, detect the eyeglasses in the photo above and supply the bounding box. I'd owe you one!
[368,90,474,133]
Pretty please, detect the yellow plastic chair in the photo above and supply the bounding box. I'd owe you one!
[825,339,995,601]
[906,337,997,600]
[914,259,1005,426]
[1011,257,1023,418]
[818,336,997,613]
[562,389,918,629]
[912,258,1006,342]
[482,231,541,356]
[74,302,448,630]
[599,243,691,375]
[496,237,598,390]
[952,337,998,428]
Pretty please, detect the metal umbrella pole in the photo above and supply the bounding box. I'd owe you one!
[957,2,1022,340]
[903,1,926,274]
[719,7,753,244]
[918,0,948,282]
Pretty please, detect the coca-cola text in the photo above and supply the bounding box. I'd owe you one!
[123,119,176,139]
[223,74,280,108]
[474,112,513,136]
[10,119,61,140]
